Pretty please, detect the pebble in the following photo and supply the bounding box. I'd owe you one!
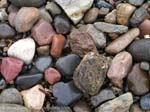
[140,62,150,71]
[73,52,109,95]
[105,28,140,54]
[49,107,72,112]
[21,85,45,111]
[94,22,128,34]
[45,67,61,85]
[127,64,150,96]
[95,93,133,112]
[32,19,55,46]
[0,24,15,39]
[0,0,7,8]
[37,45,50,56]
[16,73,43,90]
[8,4,18,13]
[99,7,110,16]
[54,0,94,24]
[140,93,150,110]
[8,38,36,64]
[55,54,81,78]
[35,56,53,72]
[0,79,6,90]
[104,9,117,24]
[0,8,8,21]
[139,19,150,35]
[53,81,82,106]
[95,0,113,10]
[73,101,91,112]
[54,15,71,34]
[1,57,23,82]
[128,0,144,6]
[8,12,17,27]
[130,104,144,112]
[91,89,116,107]
[0,88,23,104]
[15,7,39,32]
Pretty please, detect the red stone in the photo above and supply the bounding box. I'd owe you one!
[1,57,24,82]
[32,19,55,45]
[45,67,61,85]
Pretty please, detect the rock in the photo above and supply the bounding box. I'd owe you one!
[84,7,99,24]
[8,12,17,27]
[45,67,61,85]
[139,19,150,35]
[56,54,81,78]
[15,7,39,32]
[91,89,116,107]
[0,8,8,21]
[106,28,140,54]
[127,64,150,96]
[79,24,106,48]
[128,39,150,62]
[1,57,23,82]
[21,85,45,111]
[95,93,133,112]
[128,0,144,6]
[50,34,66,58]
[99,7,109,16]
[140,93,150,110]
[94,22,128,34]
[54,0,94,24]
[140,62,150,71]
[0,88,23,104]
[130,104,144,112]
[0,79,6,90]
[37,45,50,56]
[73,52,109,95]
[53,81,82,106]
[116,3,136,25]
[35,56,53,72]
[73,101,91,112]
[54,15,71,34]
[16,73,43,90]
[8,38,36,64]
[0,103,31,112]
[104,9,117,24]
[0,24,15,39]
[8,4,18,13]
[69,28,97,57]
[95,0,113,10]
[0,0,7,8]
[49,107,72,112]
[32,19,55,46]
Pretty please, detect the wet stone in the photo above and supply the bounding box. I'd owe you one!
[140,93,150,110]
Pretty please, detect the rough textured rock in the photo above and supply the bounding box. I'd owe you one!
[140,93,150,110]
[73,101,91,112]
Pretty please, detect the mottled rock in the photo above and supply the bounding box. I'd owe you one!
[37,45,50,56]
[104,9,117,24]
[128,0,144,6]
[0,0,7,8]
[0,8,8,21]
[140,93,150,110]
[140,62,150,71]
[73,101,91,112]
[49,107,72,112]
[139,19,150,35]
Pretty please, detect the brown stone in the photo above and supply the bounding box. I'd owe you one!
[139,19,150,36]
[104,9,117,24]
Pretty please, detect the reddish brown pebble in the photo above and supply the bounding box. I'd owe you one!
[1,57,23,82]
[50,34,66,58]
[45,67,61,85]
[32,19,55,46]
[139,19,150,35]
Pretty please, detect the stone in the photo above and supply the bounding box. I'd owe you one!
[140,62,150,71]
[127,64,150,96]
[53,81,82,106]
[73,101,91,112]
[32,19,55,45]
[140,93,150,110]
[8,12,17,27]
[106,28,140,54]
[0,79,6,90]
[16,73,43,90]
[104,9,117,24]
[0,24,15,39]
[37,45,50,56]
[84,7,99,24]
[54,15,71,34]
[73,52,109,95]
[130,104,144,112]
[69,28,97,57]
[95,0,113,10]
[99,7,109,16]
[91,89,116,107]
[21,85,45,111]
[139,19,150,35]
[95,93,133,112]
[0,0,7,8]
[15,7,39,32]
[49,107,72,112]
[79,24,106,48]
[54,0,94,24]
[0,88,23,104]
[128,0,144,6]
[0,8,8,21]
[45,67,61,85]
[116,3,136,25]
[35,56,53,72]
[94,22,128,34]
[50,34,66,58]
[8,38,36,64]
[1,57,23,82]
[56,54,81,78]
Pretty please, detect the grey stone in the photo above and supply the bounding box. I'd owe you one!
[140,62,150,71]
[140,93,150,110]
[128,0,144,6]
[0,8,8,21]
[49,107,72,112]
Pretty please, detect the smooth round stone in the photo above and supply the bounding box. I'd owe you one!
[37,45,50,56]
[140,93,150,110]
[35,56,53,72]
[128,0,144,6]
[49,107,72,112]
[73,101,91,112]
[139,19,150,35]
[0,88,23,104]
[16,73,43,90]
[0,24,15,39]
[54,15,71,34]
[140,62,150,71]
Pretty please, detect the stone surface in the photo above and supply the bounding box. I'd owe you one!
[73,52,109,95]
[0,8,8,21]
[0,0,7,8]
[104,9,117,24]
[128,0,144,6]
[106,28,140,54]
[73,101,91,112]
[49,107,72,112]
[1,57,23,82]
[54,0,94,24]
[53,81,82,106]
[8,12,17,27]
[140,62,150,71]
[95,93,133,112]
[130,104,144,112]
[139,19,150,35]
[8,38,36,64]
[32,19,55,45]
[0,79,6,90]
[37,45,50,56]
[95,0,113,10]
[140,93,150,110]
[127,64,150,96]
[15,7,39,32]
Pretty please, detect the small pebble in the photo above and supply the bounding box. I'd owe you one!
[73,101,91,112]
[140,93,150,110]
[0,0,7,8]
[49,107,72,112]
[140,62,150,71]
[128,0,144,6]
[37,45,50,56]
[8,12,17,27]
[0,8,8,21]
[0,79,6,90]
[104,9,117,24]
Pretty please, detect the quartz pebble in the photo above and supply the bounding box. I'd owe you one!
[140,93,150,110]
[73,101,91,112]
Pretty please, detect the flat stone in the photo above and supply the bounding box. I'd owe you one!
[0,8,8,21]
[0,0,7,8]
[140,62,150,71]
[49,107,72,112]
[8,38,36,64]
[104,9,117,24]
[73,101,91,112]
[128,0,144,6]
[140,93,150,110]
[139,19,150,35]
[37,45,50,56]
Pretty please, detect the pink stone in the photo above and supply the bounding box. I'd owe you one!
[45,67,61,85]
[1,57,24,82]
